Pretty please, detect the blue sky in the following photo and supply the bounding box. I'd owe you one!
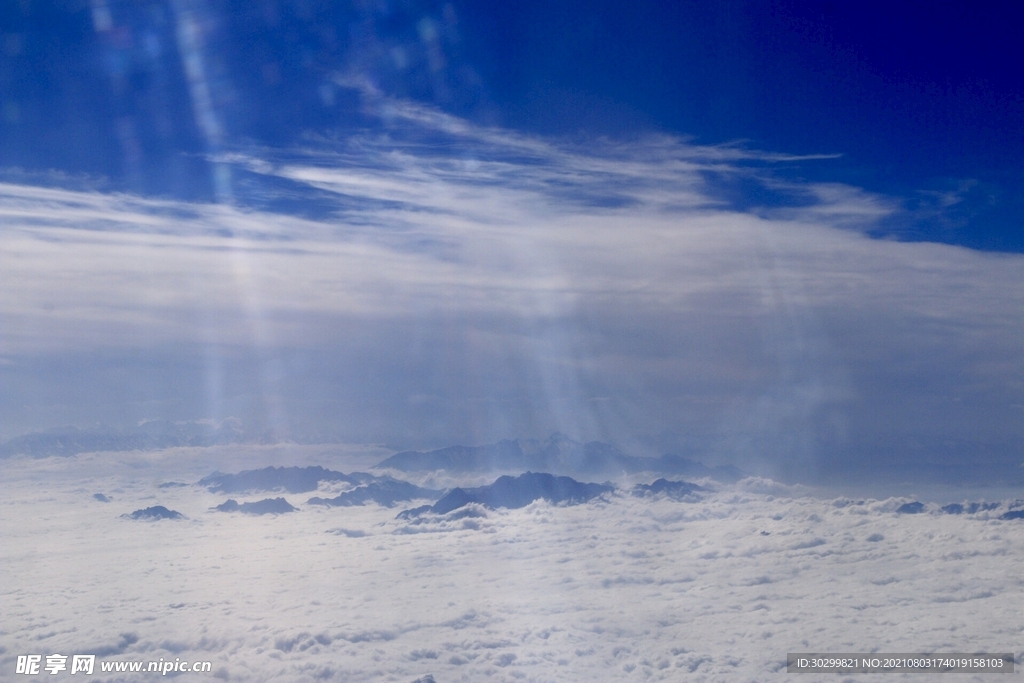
[2,0,1021,249]
[1,1,1022,486]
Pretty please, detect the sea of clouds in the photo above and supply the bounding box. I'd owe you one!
[2,91,1023,683]
[1,447,1020,683]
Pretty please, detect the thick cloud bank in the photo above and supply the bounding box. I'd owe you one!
[1,451,1021,682]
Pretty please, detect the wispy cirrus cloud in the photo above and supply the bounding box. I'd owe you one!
[1,104,1022,482]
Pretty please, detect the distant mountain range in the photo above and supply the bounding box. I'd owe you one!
[0,426,743,484]
[197,466,690,518]
[376,433,742,480]
[897,499,1024,520]
[941,502,1000,514]
[118,460,1024,525]
[197,466,442,508]
[0,420,249,458]
[199,466,374,494]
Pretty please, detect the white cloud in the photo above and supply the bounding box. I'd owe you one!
[0,104,1022,477]
[1,452,1021,682]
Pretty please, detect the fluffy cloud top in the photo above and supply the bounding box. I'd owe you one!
[1,450,1020,682]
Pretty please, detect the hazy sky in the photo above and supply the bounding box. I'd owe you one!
[1,0,1022,485]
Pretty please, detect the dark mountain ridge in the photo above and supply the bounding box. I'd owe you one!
[408,472,615,517]
[123,505,183,520]
[376,433,742,480]
[631,478,705,499]
[308,479,441,507]
[198,466,372,494]
[199,466,442,508]
[214,498,297,514]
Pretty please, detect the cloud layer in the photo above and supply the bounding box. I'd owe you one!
[1,101,1023,481]
[1,451,1021,682]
